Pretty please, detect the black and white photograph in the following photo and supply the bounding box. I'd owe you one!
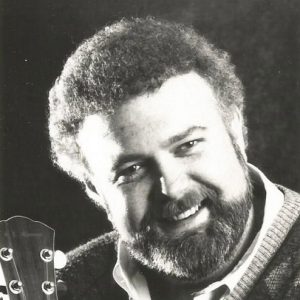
[1,1,300,299]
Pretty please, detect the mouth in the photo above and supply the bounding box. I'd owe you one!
[157,199,211,235]
[168,204,201,221]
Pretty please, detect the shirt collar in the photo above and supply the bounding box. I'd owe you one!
[113,164,284,300]
[113,241,151,300]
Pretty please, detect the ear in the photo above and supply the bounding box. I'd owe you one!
[230,108,247,161]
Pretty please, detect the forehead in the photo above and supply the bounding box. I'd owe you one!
[77,72,225,168]
[109,72,223,146]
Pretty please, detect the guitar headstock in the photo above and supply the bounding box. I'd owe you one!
[0,216,58,300]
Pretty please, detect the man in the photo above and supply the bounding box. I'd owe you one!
[49,17,300,299]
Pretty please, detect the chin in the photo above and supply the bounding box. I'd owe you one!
[125,188,253,282]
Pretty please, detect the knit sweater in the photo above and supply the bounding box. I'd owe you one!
[57,186,300,300]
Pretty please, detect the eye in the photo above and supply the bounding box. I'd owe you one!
[174,139,203,156]
[115,162,147,185]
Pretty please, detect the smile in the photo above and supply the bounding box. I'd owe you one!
[157,199,211,236]
[172,204,200,221]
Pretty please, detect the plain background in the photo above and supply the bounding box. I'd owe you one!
[1,0,299,251]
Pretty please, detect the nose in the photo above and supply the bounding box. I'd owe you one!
[160,177,168,195]
[156,158,185,200]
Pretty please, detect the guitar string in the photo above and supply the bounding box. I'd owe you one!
[9,236,27,300]
[44,244,52,300]
[52,233,57,300]
[41,236,54,299]
[45,246,55,300]
[46,254,49,300]
[49,236,56,300]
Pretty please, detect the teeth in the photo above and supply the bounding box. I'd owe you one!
[172,205,200,221]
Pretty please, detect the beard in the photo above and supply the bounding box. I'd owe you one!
[122,163,253,283]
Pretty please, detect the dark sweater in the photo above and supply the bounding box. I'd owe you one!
[57,186,300,299]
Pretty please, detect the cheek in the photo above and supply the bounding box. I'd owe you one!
[102,179,152,237]
[121,179,153,231]
[190,141,247,199]
[101,184,128,226]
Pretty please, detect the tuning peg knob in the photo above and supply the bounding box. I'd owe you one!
[9,280,23,294]
[54,250,67,269]
[0,248,13,261]
[40,249,53,262]
[42,281,55,295]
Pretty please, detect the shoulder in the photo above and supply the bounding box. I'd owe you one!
[254,185,300,298]
[57,231,127,300]
[277,184,300,201]
[274,185,300,251]
[276,185,300,229]
[64,230,118,271]
[243,185,300,299]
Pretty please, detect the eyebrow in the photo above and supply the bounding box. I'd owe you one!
[161,125,206,147]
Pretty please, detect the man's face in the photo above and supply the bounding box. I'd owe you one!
[78,72,252,282]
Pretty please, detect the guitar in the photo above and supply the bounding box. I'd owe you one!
[0,216,61,300]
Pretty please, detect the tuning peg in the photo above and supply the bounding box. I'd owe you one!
[56,279,68,295]
[54,250,67,269]
[0,292,5,300]
[40,249,67,269]
[40,249,53,262]
[41,281,55,295]
[9,280,23,294]
[0,248,13,262]
[0,291,8,300]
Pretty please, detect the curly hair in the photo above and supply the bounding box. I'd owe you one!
[48,17,245,182]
